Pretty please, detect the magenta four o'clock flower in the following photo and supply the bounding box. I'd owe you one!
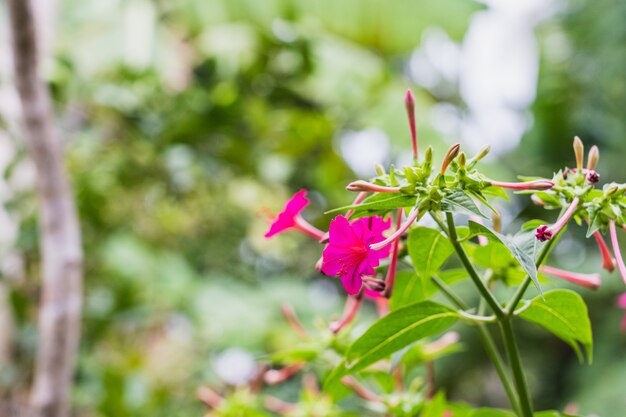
[321,215,391,295]
[264,189,325,240]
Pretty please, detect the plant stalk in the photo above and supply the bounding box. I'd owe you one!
[430,273,521,414]
[444,212,505,319]
[499,318,533,417]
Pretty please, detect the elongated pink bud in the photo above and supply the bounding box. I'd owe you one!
[346,180,401,193]
[197,386,223,408]
[280,304,309,339]
[346,191,368,219]
[574,136,584,171]
[440,143,461,175]
[587,145,599,171]
[329,295,363,333]
[405,89,418,162]
[592,231,615,272]
[531,194,545,206]
[264,363,305,385]
[536,197,579,241]
[383,209,403,297]
[609,220,626,285]
[490,179,554,190]
[422,332,460,356]
[294,215,325,240]
[370,208,419,251]
[540,265,601,290]
[342,376,383,402]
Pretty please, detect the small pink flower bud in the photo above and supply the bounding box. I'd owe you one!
[573,136,584,171]
[535,197,579,241]
[490,179,554,191]
[535,225,553,242]
[405,89,418,162]
[586,170,600,184]
[587,145,599,171]
[540,265,601,290]
[346,180,401,193]
[440,143,461,175]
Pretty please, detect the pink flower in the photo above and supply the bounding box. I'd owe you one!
[264,189,324,240]
[592,231,615,272]
[490,179,554,190]
[536,197,580,241]
[321,215,391,295]
[609,220,626,285]
[540,265,601,290]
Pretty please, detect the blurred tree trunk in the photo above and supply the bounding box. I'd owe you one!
[6,1,83,417]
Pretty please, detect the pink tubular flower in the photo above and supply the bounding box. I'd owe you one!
[321,215,391,295]
[617,293,626,332]
[609,220,626,285]
[592,231,616,272]
[535,197,580,241]
[346,180,401,193]
[264,189,325,240]
[383,209,403,297]
[490,179,554,191]
[370,208,419,251]
[329,295,363,333]
[540,265,601,290]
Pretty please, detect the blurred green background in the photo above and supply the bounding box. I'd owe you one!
[0,0,625,415]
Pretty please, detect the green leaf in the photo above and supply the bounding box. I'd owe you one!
[408,227,454,276]
[390,269,467,310]
[482,185,510,200]
[519,289,593,362]
[441,189,487,218]
[468,221,541,295]
[344,301,458,372]
[422,392,448,417]
[325,193,417,217]
[472,241,515,270]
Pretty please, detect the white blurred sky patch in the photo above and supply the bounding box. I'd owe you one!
[339,128,391,178]
[409,0,561,157]
[212,348,257,385]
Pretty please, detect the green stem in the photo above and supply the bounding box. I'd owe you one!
[505,232,559,315]
[431,275,466,308]
[500,318,533,417]
[444,212,505,319]
[430,274,521,414]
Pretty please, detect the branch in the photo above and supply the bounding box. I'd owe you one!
[7,1,83,417]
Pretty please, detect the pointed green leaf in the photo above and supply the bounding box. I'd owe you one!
[468,221,541,295]
[519,289,593,362]
[408,227,454,276]
[344,301,458,372]
[325,193,417,217]
[441,189,487,218]
[390,269,467,310]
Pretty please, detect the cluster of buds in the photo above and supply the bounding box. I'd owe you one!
[529,137,626,286]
